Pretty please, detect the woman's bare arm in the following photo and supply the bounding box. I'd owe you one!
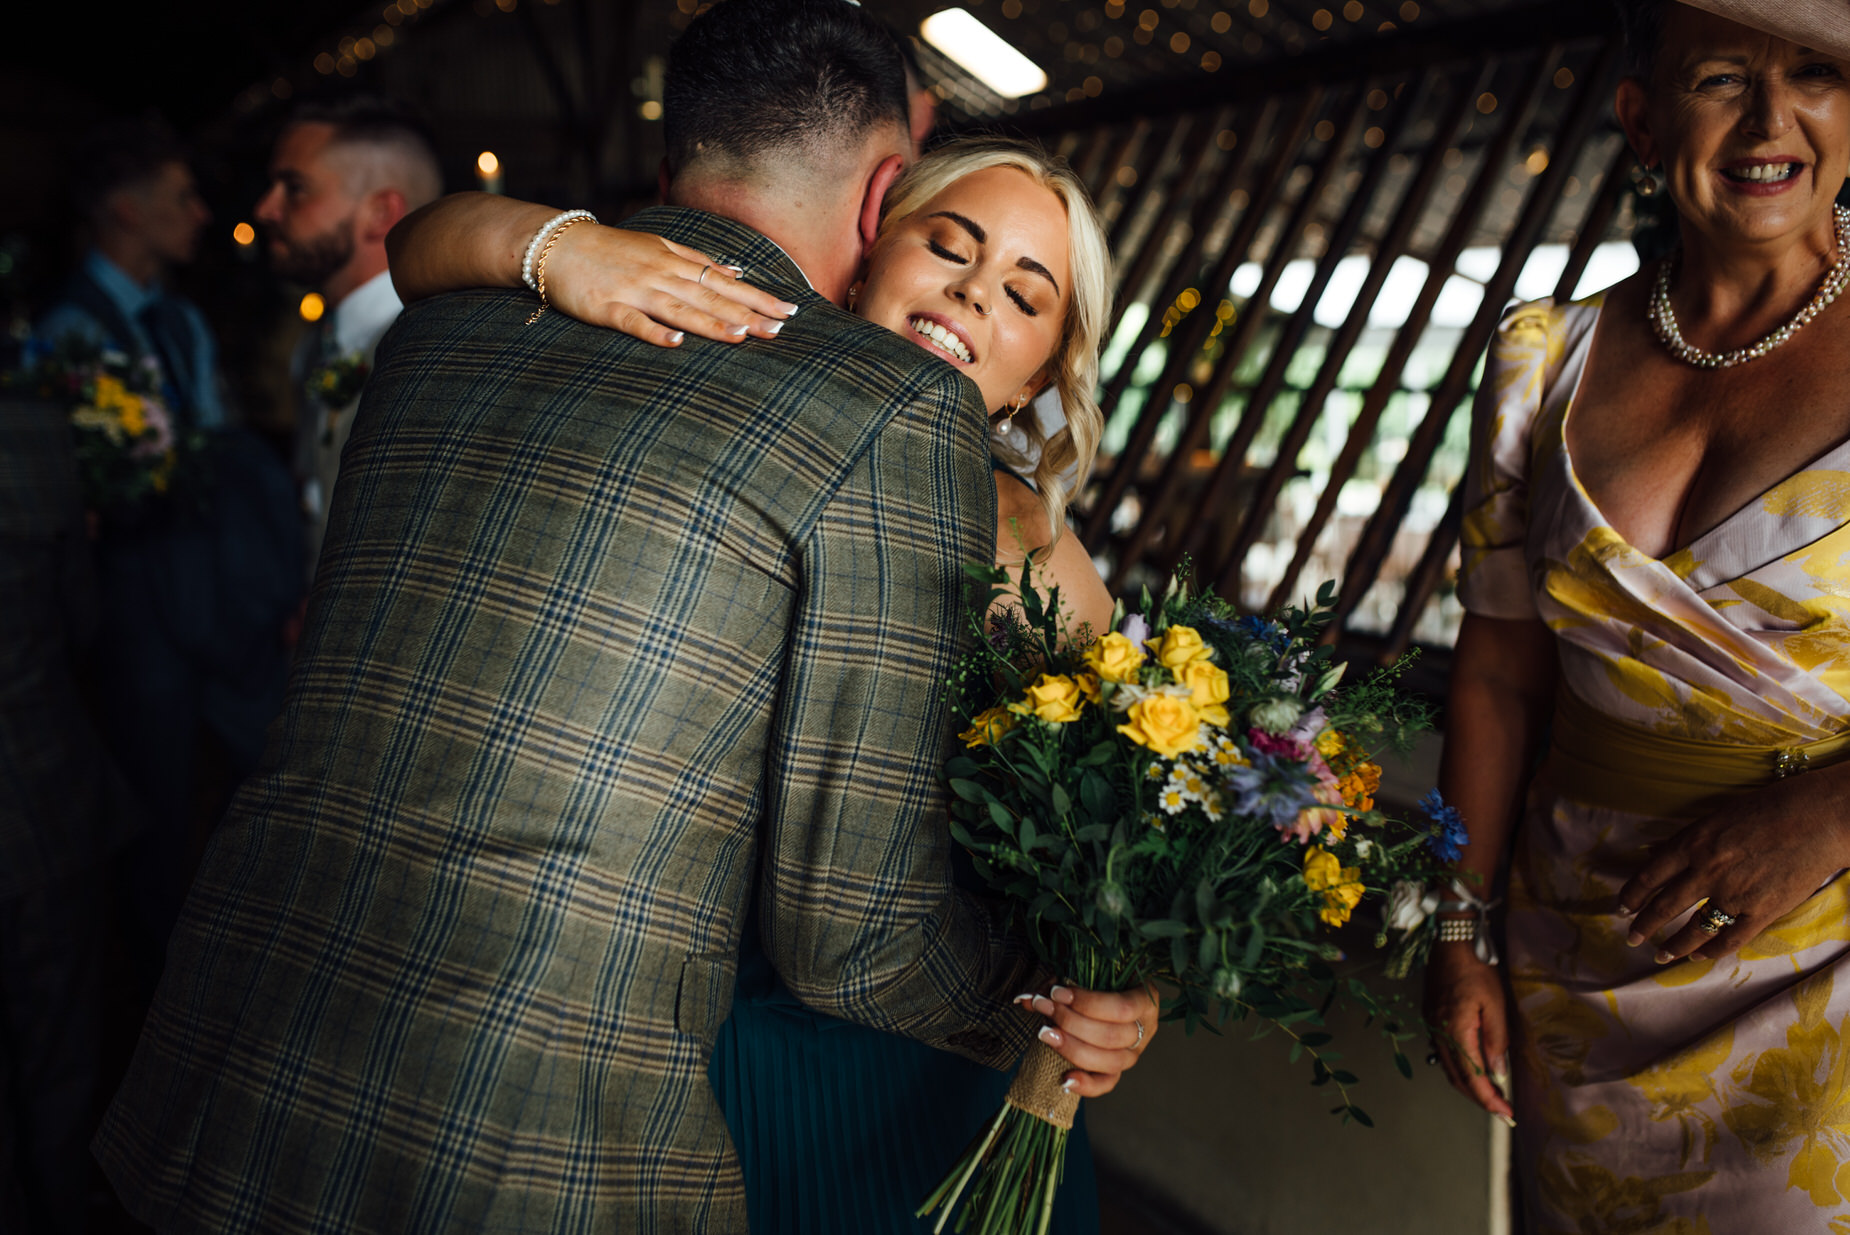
[386,191,797,346]
[1424,612,1556,1123]
[993,471,1114,639]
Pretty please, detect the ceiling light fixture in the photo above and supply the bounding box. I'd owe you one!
[920,9,1049,98]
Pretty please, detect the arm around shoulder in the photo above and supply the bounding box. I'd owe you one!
[754,374,1038,1068]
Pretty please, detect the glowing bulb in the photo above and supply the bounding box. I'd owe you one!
[476,151,500,177]
[232,222,256,246]
[919,9,1048,98]
[300,293,326,323]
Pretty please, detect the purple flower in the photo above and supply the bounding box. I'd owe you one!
[1120,612,1150,648]
[1418,789,1468,862]
[1224,753,1321,834]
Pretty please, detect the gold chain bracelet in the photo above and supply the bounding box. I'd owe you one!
[525,215,594,326]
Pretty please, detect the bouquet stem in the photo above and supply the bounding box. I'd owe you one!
[917,1041,1078,1235]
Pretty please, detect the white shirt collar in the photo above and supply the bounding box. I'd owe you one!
[330,268,404,356]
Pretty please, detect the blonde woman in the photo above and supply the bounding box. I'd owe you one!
[388,137,1122,1232]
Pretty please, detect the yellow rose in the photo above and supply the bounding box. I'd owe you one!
[1118,693,1204,759]
[1175,660,1231,727]
[1009,673,1085,724]
[1148,624,1212,671]
[117,394,147,437]
[1084,632,1147,684]
[1076,671,1102,703]
[92,375,129,412]
[1303,846,1364,927]
[959,705,1017,748]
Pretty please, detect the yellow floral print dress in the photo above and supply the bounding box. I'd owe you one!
[1458,298,1850,1234]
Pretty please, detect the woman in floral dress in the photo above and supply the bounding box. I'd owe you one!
[1427,0,1850,1228]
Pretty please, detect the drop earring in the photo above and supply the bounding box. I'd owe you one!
[1631,160,1660,198]
[996,392,1028,436]
[847,283,861,310]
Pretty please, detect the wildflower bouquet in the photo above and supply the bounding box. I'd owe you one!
[13,341,206,516]
[918,568,1462,1235]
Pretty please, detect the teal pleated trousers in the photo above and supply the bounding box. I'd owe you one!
[709,940,1100,1235]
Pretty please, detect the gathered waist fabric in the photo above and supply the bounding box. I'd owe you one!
[1546,687,1850,818]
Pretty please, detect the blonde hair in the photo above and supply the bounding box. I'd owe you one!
[874,136,1112,552]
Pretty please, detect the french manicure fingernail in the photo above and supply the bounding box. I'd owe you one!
[1626,931,1644,947]
[728,324,750,337]
[1012,993,1039,1006]
[765,321,784,336]
[778,302,800,317]
[1050,985,1076,1005]
[1039,1026,1063,1047]
[1616,903,1633,916]
[1654,949,1673,965]
[1031,996,1057,1017]
[1060,1078,1078,1093]
[722,264,745,276]
[1498,1114,1518,1129]
[666,331,684,344]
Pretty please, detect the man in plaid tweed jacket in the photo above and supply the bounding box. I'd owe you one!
[94,3,1046,1230]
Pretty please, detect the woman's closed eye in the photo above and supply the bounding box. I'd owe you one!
[1007,285,1038,316]
[928,238,969,264]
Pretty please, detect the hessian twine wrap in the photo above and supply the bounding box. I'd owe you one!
[1005,1041,1079,1130]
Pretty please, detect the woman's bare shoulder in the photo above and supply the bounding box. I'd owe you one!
[994,470,1051,553]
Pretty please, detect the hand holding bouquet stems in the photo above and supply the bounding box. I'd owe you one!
[1012,983,1157,1097]
[919,566,1464,1235]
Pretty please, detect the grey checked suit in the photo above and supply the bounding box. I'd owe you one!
[95,208,1040,1233]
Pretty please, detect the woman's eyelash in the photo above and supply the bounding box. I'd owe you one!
[928,239,967,263]
[1007,287,1037,316]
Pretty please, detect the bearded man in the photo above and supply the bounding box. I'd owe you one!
[255,95,442,569]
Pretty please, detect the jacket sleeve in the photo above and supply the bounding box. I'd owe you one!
[756,369,1042,1070]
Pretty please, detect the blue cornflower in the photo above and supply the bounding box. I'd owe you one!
[1236,615,1292,652]
[1224,753,1321,832]
[1418,789,1469,862]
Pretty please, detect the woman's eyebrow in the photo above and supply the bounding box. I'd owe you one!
[928,210,1062,295]
[1016,255,1061,297]
[930,210,986,243]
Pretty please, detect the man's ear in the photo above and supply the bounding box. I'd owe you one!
[857,153,906,254]
[359,187,410,246]
[1615,77,1655,168]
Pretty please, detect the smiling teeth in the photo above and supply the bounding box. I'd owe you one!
[1732,163,1797,182]
[910,317,972,362]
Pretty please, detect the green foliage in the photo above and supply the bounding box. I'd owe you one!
[942,559,1456,1109]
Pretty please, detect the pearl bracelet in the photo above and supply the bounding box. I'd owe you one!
[521,209,597,292]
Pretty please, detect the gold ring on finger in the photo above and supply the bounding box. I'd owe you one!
[698,264,712,287]
[1695,905,1737,934]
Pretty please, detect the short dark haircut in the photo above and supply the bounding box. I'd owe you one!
[663,0,910,174]
[1612,0,1666,80]
[282,92,444,205]
[70,117,190,222]
[285,93,440,164]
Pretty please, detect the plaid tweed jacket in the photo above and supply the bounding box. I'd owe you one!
[95,208,1042,1234]
[0,395,136,896]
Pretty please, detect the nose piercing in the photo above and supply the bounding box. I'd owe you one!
[974,302,992,317]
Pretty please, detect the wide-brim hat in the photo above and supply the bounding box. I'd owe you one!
[1675,0,1850,64]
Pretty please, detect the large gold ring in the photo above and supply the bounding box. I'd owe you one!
[1695,905,1737,934]
[697,263,712,287]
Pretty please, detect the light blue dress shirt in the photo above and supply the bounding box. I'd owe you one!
[36,250,226,429]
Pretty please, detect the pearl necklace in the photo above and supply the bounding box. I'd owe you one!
[1649,204,1850,370]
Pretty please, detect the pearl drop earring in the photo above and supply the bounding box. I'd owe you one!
[996,392,1028,436]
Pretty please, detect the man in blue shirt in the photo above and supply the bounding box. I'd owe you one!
[35,120,301,994]
[38,119,225,429]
